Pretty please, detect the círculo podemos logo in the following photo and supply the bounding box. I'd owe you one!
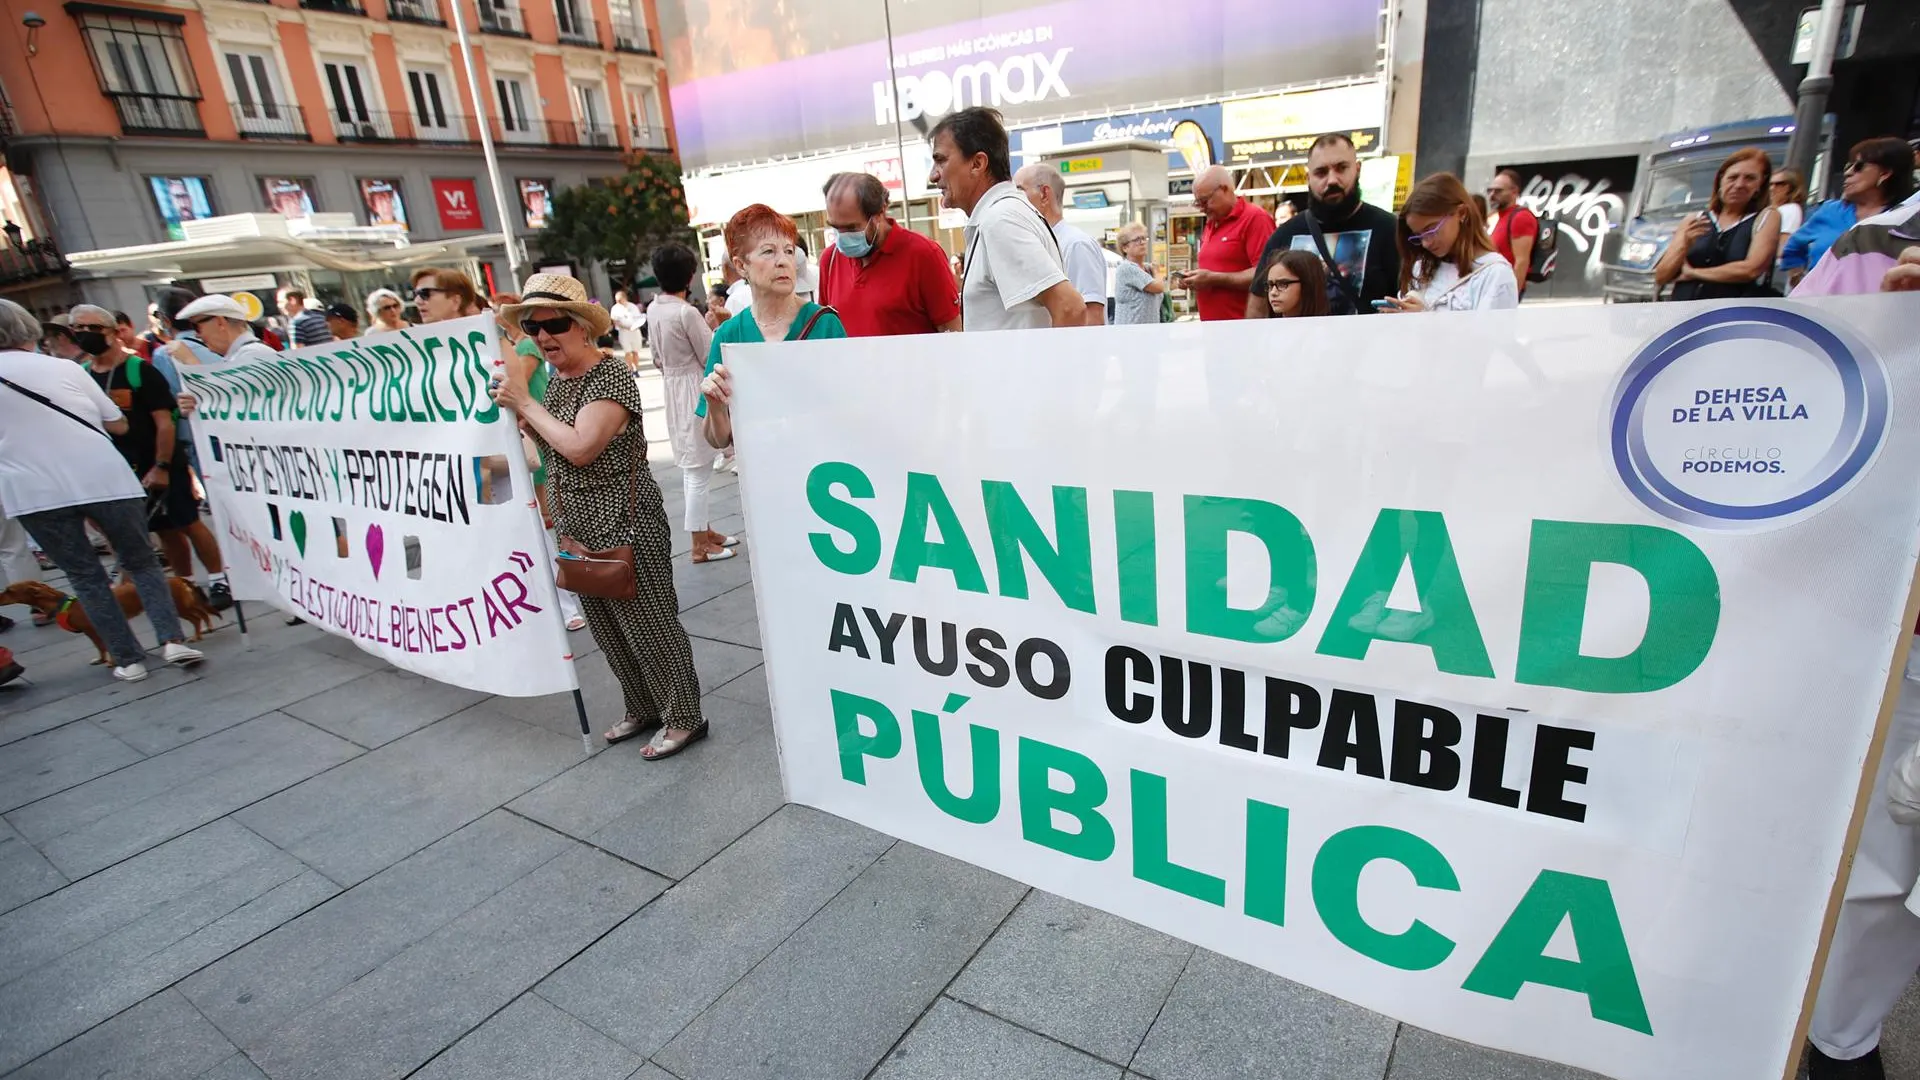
[1609,305,1890,530]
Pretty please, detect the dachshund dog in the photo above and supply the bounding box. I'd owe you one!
[0,578,219,666]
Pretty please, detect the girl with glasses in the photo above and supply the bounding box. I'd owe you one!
[1379,173,1519,313]
[1255,249,1331,318]
[1779,137,1915,287]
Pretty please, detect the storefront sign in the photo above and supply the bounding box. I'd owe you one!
[662,0,1381,169]
[1222,82,1385,165]
[431,178,483,231]
[181,316,576,697]
[1015,105,1224,172]
[1071,190,1110,209]
[725,298,1920,1080]
[1059,157,1104,174]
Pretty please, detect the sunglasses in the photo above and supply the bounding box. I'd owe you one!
[1844,160,1874,175]
[520,316,575,337]
[413,286,443,300]
[376,304,400,315]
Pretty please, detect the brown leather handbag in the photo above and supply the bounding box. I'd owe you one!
[553,456,640,601]
[554,536,636,600]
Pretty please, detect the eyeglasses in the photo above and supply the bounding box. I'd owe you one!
[520,316,575,338]
[1264,277,1302,290]
[1406,219,1447,245]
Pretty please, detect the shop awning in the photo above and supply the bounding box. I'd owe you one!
[64,213,512,279]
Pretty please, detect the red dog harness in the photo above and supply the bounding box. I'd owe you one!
[54,597,81,634]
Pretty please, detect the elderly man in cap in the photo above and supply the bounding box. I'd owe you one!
[323,302,360,341]
[175,295,287,365]
[489,273,706,760]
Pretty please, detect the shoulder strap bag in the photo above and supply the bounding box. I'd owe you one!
[0,375,113,439]
[796,305,838,340]
[1305,212,1365,315]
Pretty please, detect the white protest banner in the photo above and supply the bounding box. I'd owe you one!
[181,315,576,697]
[729,296,1920,1079]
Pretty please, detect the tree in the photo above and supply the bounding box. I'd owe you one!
[536,152,694,287]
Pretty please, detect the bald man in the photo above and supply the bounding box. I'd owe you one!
[1015,163,1107,325]
[1181,165,1274,321]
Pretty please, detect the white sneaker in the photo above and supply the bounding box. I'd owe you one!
[113,662,149,682]
[161,642,203,667]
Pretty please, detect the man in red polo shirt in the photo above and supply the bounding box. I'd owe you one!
[1180,165,1274,320]
[818,172,963,336]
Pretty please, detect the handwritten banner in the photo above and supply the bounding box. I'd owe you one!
[182,316,577,697]
[729,297,1920,1079]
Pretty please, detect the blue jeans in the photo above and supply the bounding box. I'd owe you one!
[19,497,186,666]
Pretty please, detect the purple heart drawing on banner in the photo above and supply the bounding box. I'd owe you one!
[366,523,385,579]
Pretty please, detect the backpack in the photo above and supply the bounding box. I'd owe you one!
[122,357,182,421]
[1502,208,1556,283]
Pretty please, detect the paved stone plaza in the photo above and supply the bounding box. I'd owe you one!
[3,370,1919,1080]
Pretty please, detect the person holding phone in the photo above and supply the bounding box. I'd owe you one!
[1377,174,1519,313]
[1653,147,1781,301]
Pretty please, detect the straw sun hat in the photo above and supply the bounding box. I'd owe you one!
[497,273,613,339]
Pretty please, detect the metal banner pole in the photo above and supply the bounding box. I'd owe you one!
[449,0,526,284]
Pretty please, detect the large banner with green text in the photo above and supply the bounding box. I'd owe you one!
[180,315,576,697]
[728,296,1920,1077]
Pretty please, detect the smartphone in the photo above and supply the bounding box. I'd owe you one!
[1371,298,1399,310]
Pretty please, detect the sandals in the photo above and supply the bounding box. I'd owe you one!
[565,615,587,631]
[691,547,737,564]
[640,724,709,761]
[604,715,663,744]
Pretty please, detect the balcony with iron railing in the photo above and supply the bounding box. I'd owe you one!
[609,11,650,53]
[106,92,203,136]
[331,109,402,143]
[546,118,618,149]
[233,102,311,141]
[476,1,527,35]
[385,0,444,25]
[554,4,597,46]
[0,236,65,287]
[300,0,367,12]
[626,123,669,152]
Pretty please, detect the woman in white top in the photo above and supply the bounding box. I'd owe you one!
[609,289,646,373]
[1770,168,1806,238]
[1380,172,1520,313]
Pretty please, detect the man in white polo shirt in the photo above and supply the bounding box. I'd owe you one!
[928,107,1085,331]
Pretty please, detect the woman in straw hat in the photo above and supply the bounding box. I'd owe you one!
[490,273,706,758]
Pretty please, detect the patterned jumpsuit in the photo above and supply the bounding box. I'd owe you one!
[537,357,703,731]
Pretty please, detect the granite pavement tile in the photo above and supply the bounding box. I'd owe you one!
[1129,950,1397,1080]
[690,635,763,698]
[233,702,582,885]
[8,712,362,878]
[182,810,572,1048]
[4,989,237,1080]
[653,842,1026,1080]
[244,844,666,1080]
[282,668,489,748]
[871,997,1122,1080]
[197,1053,270,1079]
[0,720,144,813]
[412,992,644,1080]
[0,837,336,1073]
[949,890,1194,1066]
[585,695,783,879]
[90,651,371,754]
[0,815,65,917]
[0,655,197,747]
[1383,1025,1610,1080]
[679,583,760,649]
[708,663,766,707]
[539,804,894,1057]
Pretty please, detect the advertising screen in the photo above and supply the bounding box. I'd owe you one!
[148,176,214,241]
[359,178,410,231]
[659,0,1384,170]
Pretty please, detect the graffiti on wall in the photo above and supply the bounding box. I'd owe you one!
[1498,156,1638,299]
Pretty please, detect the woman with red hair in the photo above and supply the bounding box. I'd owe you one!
[1654,146,1782,300]
[697,204,846,456]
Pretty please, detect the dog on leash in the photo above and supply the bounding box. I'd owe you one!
[0,578,219,666]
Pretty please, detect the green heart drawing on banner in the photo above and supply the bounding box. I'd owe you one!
[289,510,307,557]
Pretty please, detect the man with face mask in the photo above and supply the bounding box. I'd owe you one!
[68,304,232,609]
[817,171,962,336]
[1246,133,1402,317]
